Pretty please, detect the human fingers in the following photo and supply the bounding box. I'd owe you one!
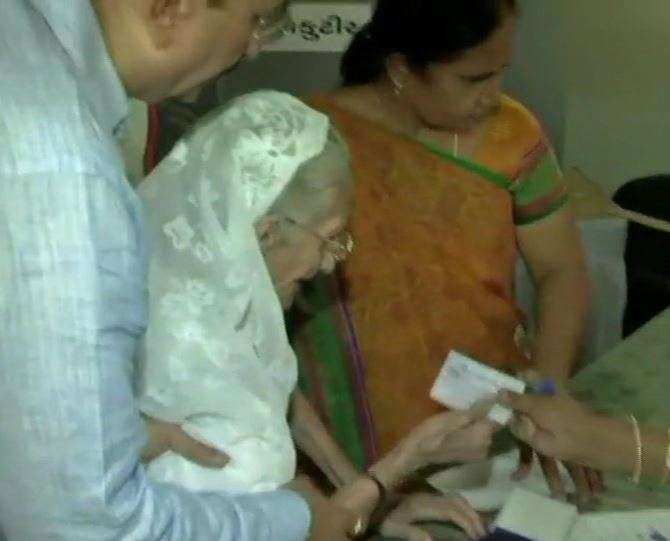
[383,494,486,541]
[498,390,545,417]
[511,440,535,481]
[587,468,606,494]
[442,495,488,540]
[538,455,567,501]
[509,414,539,445]
[169,426,230,468]
[379,520,432,541]
[565,462,594,509]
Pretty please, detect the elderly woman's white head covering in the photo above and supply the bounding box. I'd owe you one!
[136,91,330,493]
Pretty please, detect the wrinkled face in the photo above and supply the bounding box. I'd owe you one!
[259,202,352,310]
[399,14,516,132]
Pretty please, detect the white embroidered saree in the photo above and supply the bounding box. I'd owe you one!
[136,91,329,493]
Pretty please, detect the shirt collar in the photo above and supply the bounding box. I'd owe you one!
[28,0,129,136]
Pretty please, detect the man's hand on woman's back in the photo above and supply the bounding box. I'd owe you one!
[141,415,230,468]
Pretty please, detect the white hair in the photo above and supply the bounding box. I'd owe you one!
[268,126,352,226]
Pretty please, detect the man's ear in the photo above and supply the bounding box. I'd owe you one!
[256,215,283,248]
[146,0,198,47]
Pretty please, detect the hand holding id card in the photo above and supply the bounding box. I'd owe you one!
[430,351,526,425]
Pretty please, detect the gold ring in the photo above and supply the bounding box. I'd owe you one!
[352,517,365,537]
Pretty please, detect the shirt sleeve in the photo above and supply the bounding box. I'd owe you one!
[0,170,311,541]
[512,141,570,226]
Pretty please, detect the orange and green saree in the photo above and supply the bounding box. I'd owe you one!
[292,95,568,468]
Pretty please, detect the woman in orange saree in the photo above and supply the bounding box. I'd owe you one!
[293,1,588,479]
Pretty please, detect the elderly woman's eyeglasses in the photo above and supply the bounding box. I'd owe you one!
[253,1,292,44]
[283,217,354,263]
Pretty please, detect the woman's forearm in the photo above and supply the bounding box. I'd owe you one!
[587,416,668,481]
[290,389,414,490]
[290,391,400,529]
[532,267,589,383]
[291,389,453,493]
[290,391,360,487]
[368,439,415,490]
[332,439,417,527]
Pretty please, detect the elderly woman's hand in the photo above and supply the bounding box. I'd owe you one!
[141,415,230,468]
[328,409,496,539]
[379,493,488,541]
[289,477,358,541]
[399,410,496,473]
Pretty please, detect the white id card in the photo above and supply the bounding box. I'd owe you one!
[430,351,526,425]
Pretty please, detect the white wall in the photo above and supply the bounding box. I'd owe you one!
[505,0,567,155]
[507,0,670,195]
[561,0,670,194]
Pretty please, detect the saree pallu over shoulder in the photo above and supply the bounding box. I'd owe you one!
[296,96,535,462]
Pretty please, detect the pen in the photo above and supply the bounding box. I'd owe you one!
[527,378,557,396]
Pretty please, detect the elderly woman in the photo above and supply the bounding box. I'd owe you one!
[136,91,495,540]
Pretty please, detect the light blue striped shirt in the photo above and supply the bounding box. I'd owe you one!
[0,1,311,539]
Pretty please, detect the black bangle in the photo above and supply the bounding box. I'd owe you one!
[366,472,388,517]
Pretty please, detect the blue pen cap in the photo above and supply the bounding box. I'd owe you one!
[529,379,557,396]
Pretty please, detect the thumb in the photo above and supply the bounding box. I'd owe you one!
[468,398,497,421]
[169,427,230,468]
[510,415,554,455]
[499,390,540,415]
[510,414,538,444]
[439,410,475,430]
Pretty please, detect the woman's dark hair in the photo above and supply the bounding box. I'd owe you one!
[341,0,517,86]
